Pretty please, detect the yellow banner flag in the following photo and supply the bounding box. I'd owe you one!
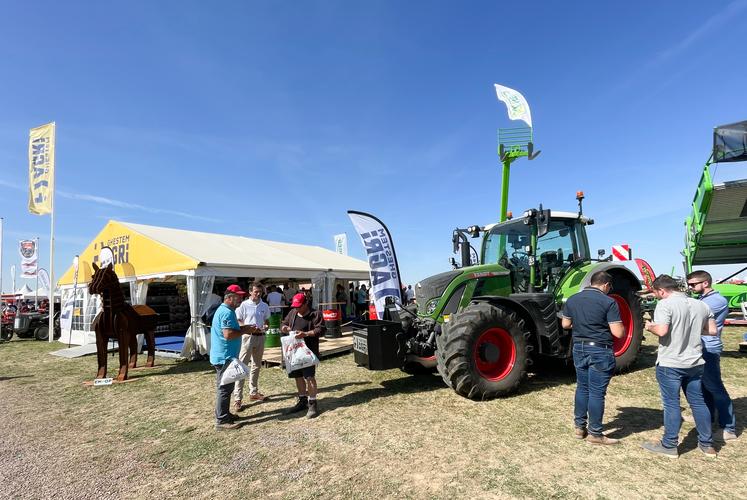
[28,122,56,215]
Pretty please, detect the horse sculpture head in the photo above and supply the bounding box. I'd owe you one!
[89,262,118,296]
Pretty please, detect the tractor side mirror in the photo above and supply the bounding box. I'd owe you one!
[597,249,606,259]
[537,209,551,238]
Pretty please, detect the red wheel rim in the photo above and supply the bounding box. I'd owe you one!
[610,294,633,357]
[473,327,516,381]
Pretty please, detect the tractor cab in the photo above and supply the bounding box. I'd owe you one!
[481,211,593,293]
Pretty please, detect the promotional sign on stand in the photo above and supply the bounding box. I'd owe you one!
[347,211,402,319]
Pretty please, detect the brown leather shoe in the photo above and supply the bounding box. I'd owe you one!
[215,421,242,431]
[587,434,619,445]
[574,427,588,440]
[249,393,268,401]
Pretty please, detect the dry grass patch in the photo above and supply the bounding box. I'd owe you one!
[0,328,746,499]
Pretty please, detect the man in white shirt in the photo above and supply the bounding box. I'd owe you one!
[406,285,415,304]
[266,285,285,314]
[233,283,271,409]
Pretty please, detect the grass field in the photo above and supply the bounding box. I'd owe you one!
[1,328,745,499]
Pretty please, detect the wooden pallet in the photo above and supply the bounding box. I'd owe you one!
[262,331,354,366]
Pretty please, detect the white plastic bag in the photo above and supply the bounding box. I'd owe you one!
[281,334,319,375]
[220,357,251,386]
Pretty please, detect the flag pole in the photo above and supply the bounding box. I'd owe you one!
[48,123,56,343]
[35,236,39,308]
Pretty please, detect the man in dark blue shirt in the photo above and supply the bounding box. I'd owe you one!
[562,271,625,445]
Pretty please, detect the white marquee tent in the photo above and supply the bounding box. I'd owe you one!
[57,221,370,354]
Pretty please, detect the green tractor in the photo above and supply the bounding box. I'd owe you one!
[399,196,643,399]
[366,125,643,400]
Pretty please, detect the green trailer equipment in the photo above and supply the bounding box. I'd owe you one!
[683,120,747,308]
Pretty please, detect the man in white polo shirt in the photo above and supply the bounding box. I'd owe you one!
[641,275,718,459]
[233,283,271,409]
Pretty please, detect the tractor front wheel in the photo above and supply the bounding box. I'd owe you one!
[437,302,529,400]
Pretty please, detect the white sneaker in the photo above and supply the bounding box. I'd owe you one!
[716,429,738,442]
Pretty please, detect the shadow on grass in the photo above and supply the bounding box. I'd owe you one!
[605,407,663,439]
[128,359,214,378]
[0,375,33,382]
[720,350,747,359]
[244,376,445,423]
[511,344,658,396]
[731,396,746,434]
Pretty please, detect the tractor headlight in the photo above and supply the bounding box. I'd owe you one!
[425,299,439,315]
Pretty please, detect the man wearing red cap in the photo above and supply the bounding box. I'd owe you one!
[281,292,326,418]
[210,284,262,431]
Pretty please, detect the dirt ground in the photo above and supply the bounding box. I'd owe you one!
[1,328,745,500]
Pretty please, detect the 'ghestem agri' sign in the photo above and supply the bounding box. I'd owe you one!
[347,211,402,317]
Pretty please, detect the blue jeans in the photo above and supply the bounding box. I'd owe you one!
[655,364,712,448]
[702,350,736,434]
[573,343,616,437]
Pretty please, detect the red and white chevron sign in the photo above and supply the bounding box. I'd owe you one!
[612,244,631,261]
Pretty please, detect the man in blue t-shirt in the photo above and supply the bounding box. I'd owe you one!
[210,284,262,431]
[562,271,624,445]
[686,271,737,441]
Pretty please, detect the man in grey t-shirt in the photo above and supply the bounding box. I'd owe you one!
[640,275,717,459]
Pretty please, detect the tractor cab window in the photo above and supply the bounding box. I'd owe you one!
[482,218,588,292]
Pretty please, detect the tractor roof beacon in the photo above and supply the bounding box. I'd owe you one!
[361,113,643,401]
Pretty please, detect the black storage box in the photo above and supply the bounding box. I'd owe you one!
[352,319,403,370]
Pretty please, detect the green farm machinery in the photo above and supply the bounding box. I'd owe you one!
[683,120,747,308]
[354,120,643,400]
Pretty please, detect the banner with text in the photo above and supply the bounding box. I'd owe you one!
[347,211,402,317]
[19,240,38,277]
[334,233,348,255]
[28,122,56,215]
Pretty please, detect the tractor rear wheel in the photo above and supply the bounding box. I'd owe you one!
[1,326,12,341]
[609,279,643,372]
[437,302,529,399]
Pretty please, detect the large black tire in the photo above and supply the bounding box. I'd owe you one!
[609,279,643,372]
[34,325,49,341]
[436,302,529,400]
[0,326,12,341]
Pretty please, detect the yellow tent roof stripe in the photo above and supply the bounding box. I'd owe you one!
[58,220,200,285]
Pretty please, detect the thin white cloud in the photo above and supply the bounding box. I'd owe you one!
[0,180,219,223]
[654,1,747,63]
[603,1,747,97]
[56,190,220,223]
[0,179,25,191]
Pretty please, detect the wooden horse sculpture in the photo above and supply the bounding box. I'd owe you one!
[89,262,159,381]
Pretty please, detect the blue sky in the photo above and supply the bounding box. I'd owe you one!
[1,1,747,292]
